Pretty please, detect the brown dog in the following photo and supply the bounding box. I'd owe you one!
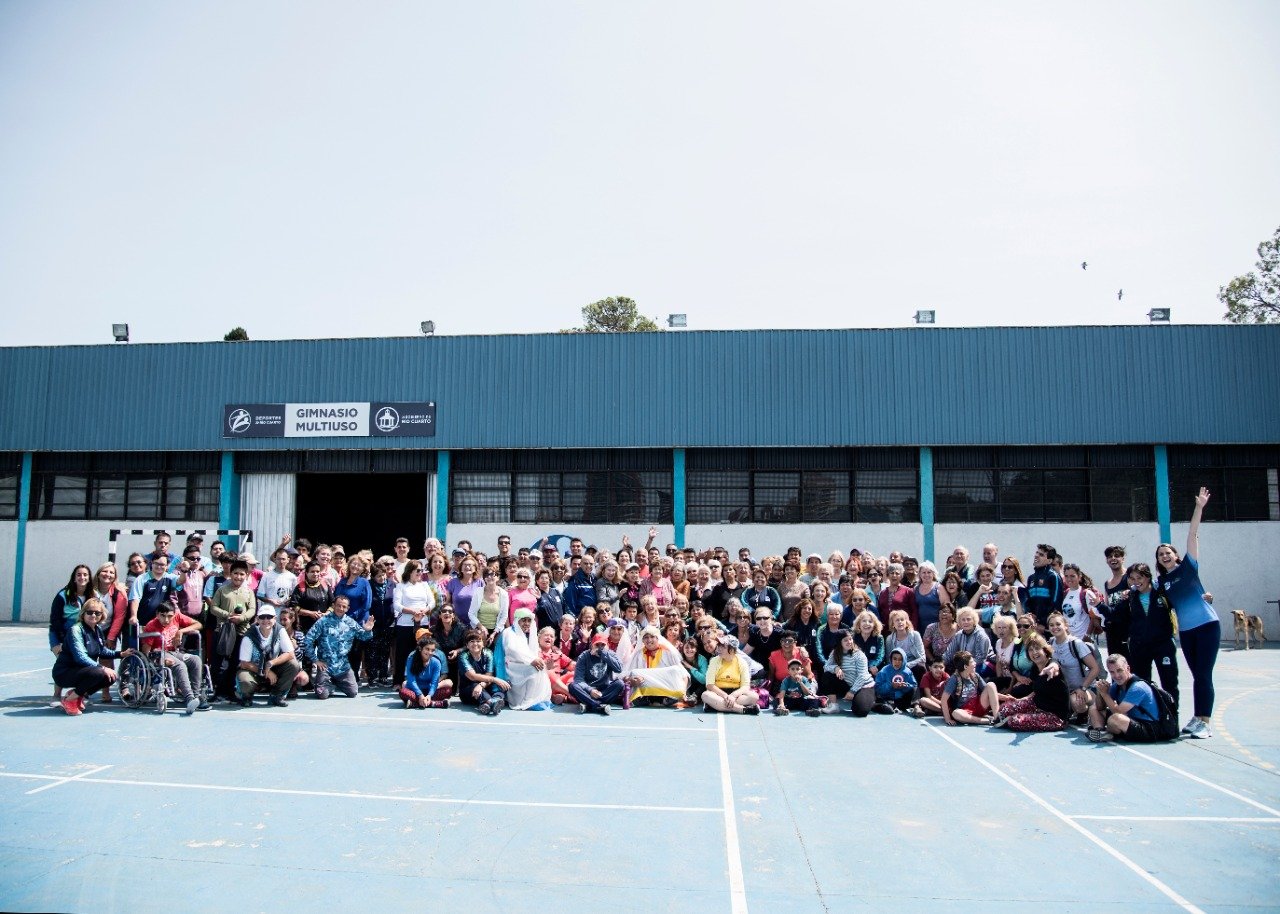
[1232,610,1268,649]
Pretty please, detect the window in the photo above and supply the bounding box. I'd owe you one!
[1169,446,1280,522]
[31,453,220,521]
[934,447,1155,523]
[0,453,20,520]
[686,449,919,524]
[450,451,672,524]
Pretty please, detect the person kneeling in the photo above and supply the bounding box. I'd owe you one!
[400,631,452,709]
[569,632,626,716]
[305,595,375,700]
[236,606,301,708]
[1087,654,1175,743]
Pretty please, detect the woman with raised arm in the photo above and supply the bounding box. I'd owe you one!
[1156,487,1220,738]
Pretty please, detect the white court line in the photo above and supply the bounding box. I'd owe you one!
[925,724,1204,914]
[716,713,749,914]
[1069,815,1280,823]
[1115,744,1280,818]
[0,667,52,679]
[0,769,721,814]
[24,765,113,796]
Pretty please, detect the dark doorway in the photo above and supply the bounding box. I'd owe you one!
[294,473,428,559]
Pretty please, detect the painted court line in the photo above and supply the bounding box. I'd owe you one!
[1115,744,1280,818]
[0,667,53,679]
[925,724,1205,914]
[1068,815,1280,823]
[0,769,721,814]
[24,765,113,795]
[716,713,749,914]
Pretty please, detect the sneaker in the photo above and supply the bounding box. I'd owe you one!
[991,716,1010,729]
[61,695,82,716]
[196,701,211,711]
[805,708,821,717]
[577,703,586,715]
[775,706,790,716]
[597,704,610,716]
[269,696,289,708]
[743,704,760,716]
[185,697,199,716]
[908,705,926,719]
[821,701,840,715]
[1188,720,1214,739]
[1087,728,1114,743]
[1180,719,1197,735]
[674,701,692,710]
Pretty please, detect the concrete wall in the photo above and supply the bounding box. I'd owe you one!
[1169,521,1280,629]
[17,519,219,623]
[933,523,1157,581]
[685,524,923,560]
[0,520,16,619]
[445,525,680,556]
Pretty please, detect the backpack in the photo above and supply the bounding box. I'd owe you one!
[1069,637,1104,683]
[1121,676,1180,741]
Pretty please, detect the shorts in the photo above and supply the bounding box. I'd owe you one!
[1118,716,1163,743]
[961,694,986,716]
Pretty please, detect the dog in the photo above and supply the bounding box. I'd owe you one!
[1232,610,1267,649]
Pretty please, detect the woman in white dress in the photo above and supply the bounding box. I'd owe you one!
[496,609,553,710]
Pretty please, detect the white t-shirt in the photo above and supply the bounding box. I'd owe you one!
[256,569,298,607]
[1061,587,1097,641]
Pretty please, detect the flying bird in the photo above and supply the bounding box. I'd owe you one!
[1117,289,1124,300]
[1081,261,1087,270]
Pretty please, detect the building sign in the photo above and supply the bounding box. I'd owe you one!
[223,402,436,438]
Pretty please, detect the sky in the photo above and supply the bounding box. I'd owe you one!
[1,1,1278,346]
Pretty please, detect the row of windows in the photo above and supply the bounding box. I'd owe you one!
[5,447,1279,524]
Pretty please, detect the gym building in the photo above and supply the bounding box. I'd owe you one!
[1,325,1278,629]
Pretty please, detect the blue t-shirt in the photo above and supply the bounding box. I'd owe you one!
[1113,677,1158,722]
[1157,554,1216,632]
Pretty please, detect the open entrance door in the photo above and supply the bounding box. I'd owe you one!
[294,473,428,559]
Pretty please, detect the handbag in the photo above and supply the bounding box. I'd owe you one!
[214,619,237,657]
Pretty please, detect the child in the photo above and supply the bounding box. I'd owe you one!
[941,650,1000,726]
[459,630,509,716]
[776,659,822,717]
[874,648,918,713]
[913,658,949,718]
[539,626,575,704]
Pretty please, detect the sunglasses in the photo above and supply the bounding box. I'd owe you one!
[754,615,770,622]
[82,610,103,617]
[256,615,275,621]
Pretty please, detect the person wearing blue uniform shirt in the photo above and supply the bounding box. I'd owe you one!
[1156,487,1220,739]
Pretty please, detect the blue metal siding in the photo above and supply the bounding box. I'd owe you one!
[0,326,1277,452]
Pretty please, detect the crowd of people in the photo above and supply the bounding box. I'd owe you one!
[47,488,1221,744]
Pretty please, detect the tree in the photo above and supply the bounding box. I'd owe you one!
[564,296,661,333]
[1220,225,1280,324]
[223,327,250,341]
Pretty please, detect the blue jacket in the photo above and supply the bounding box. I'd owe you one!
[563,571,598,618]
[304,612,372,675]
[874,660,918,700]
[53,623,121,680]
[334,577,373,625]
[403,650,446,697]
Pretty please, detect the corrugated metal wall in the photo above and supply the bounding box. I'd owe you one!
[1,326,1277,452]
[240,474,295,556]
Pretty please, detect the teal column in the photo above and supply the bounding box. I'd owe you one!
[919,447,935,564]
[1154,444,1171,545]
[435,451,450,543]
[219,452,241,541]
[11,453,32,621]
[673,448,686,548]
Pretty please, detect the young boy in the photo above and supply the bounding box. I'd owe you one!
[776,659,822,717]
[914,658,950,718]
[459,630,508,716]
[874,648,918,713]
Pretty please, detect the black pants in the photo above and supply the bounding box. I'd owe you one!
[1129,640,1179,708]
[54,664,110,697]
[392,627,418,686]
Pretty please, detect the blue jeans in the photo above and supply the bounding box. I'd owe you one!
[1179,619,1220,718]
[569,679,624,710]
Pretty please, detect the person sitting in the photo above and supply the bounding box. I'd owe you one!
[400,632,452,709]
[703,635,760,715]
[621,626,690,707]
[822,629,875,716]
[912,657,950,718]
[52,599,135,716]
[304,595,375,700]
[497,609,554,710]
[940,650,1000,726]
[775,658,822,717]
[991,633,1070,732]
[569,632,626,716]
[459,628,509,716]
[1087,654,1174,743]
[874,648,918,713]
[141,605,210,714]
[235,605,301,708]
[538,626,575,704]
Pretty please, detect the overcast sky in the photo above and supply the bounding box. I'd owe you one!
[1,2,1277,346]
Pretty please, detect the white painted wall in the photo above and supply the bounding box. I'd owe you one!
[685,524,923,560]
[1169,521,1280,629]
[0,520,17,619]
[445,524,680,556]
[18,519,220,623]
[933,523,1157,580]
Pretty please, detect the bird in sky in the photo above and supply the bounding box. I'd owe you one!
[1117,289,1124,300]
[1081,261,1088,270]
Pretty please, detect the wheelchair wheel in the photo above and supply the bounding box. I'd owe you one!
[117,653,151,709]
[156,689,167,714]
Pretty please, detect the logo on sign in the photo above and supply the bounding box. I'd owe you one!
[228,409,252,434]
[375,406,400,432]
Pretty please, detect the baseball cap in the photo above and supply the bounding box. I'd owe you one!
[590,633,607,646]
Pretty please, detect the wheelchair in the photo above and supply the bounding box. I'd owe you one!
[116,627,213,714]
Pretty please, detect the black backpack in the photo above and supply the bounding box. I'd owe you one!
[1121,676,1180,741]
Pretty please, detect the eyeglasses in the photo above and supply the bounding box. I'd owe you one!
[81,610,103,617]
[754,615,770,622]
[256,615,274,621]
[697,625,714,632]
[1016,622,1032,629]
[440,609,454,615]
[498,540,511,546]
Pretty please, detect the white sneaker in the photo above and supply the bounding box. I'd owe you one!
[1188,719,1213,739]
[185,697,199,716]
[1182,718,1205,737]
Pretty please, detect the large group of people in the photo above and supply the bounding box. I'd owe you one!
[46,488,1221,743]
